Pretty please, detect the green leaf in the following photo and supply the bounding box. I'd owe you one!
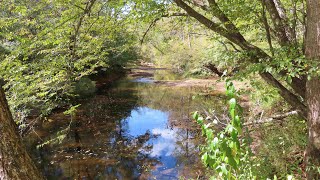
[206,129,214,140]
[220,164,228,175]
[226,124,234,133]
[231,129,238,140]
[229,98,236,109]
[197,117,204,124]
[230,109,235,120]
[193,111,199,120]
[213,137,219,146]
[227,156,238,169]
[202,152,208,164]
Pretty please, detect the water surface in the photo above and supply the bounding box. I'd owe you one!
[26,70,227,179]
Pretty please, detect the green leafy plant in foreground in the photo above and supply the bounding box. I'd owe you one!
[193,81,254,179]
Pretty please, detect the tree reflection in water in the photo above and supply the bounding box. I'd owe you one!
[26,72,227,179]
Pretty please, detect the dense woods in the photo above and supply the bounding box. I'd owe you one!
[0,0,320,179]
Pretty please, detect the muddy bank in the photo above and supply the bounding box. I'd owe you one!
[129,66,249,93]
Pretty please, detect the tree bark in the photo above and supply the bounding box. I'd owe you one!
[305,0,320,179]
[173,0,307,117]
[0,86,44,180]
[261,0,275,56]
[204,63,224,77]
[263,0,293,45]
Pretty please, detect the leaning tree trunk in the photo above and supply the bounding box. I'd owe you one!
[305,0,320,179]
[0,86,44,179]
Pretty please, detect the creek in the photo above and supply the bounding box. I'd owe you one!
[26,68,228,180]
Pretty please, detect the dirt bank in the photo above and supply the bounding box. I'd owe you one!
[128,66,249,93]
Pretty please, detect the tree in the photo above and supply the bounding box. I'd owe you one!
[0,83,43,179]
[305,0,320,178]
[170,0,320,178]
[134,0,319,177]
[171,0,307,117]
[0,0,140,179]
[0,0,139,123]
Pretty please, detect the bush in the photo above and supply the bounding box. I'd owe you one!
[73,77,96,97]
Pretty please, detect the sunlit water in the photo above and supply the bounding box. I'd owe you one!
[26,70,227,179]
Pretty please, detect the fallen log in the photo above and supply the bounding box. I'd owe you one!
[244,110,299,126]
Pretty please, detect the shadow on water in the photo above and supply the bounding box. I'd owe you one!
[25,69,228,180]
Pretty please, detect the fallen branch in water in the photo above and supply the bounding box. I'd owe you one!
[244,110,299,126]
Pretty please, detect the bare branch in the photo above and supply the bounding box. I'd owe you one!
[244,110,299,126]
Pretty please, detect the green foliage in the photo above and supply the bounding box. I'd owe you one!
[140,25,217,76]
[194,81,254,179]
[0,0,141,126]
[0,1,312,178]
[255,117,307,179]
[249,79,283,110]
[73,77,96,97]
[63,104,81,116]
[194,81,304,179]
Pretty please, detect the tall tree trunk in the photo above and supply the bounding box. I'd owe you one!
[0,86,44,180]
[305,0,320,179]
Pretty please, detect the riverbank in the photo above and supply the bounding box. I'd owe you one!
[128,66,249,91]
[127,65,251,110]
[25,65,233,179]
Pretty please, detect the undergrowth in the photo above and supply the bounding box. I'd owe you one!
[194,81,307,179]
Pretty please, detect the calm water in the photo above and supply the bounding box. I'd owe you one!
[26,70,227,180]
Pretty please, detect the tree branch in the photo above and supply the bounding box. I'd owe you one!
[173,0,251,50]
[260,72,307,118]
[69,0,97,71]
[204,63,224,77]
[244,110,299,126]
[173,0,307,118]
[140,13,188,44]
[207,0,241,34]
[226,42,241,52]
[150,42,165,55]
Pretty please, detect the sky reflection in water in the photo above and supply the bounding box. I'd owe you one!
[28,71,216,179]
[122,107,181,178]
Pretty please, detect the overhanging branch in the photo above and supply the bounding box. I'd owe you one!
[173,0,307,118]
[173,0,251,50]
[140,13,188,44]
